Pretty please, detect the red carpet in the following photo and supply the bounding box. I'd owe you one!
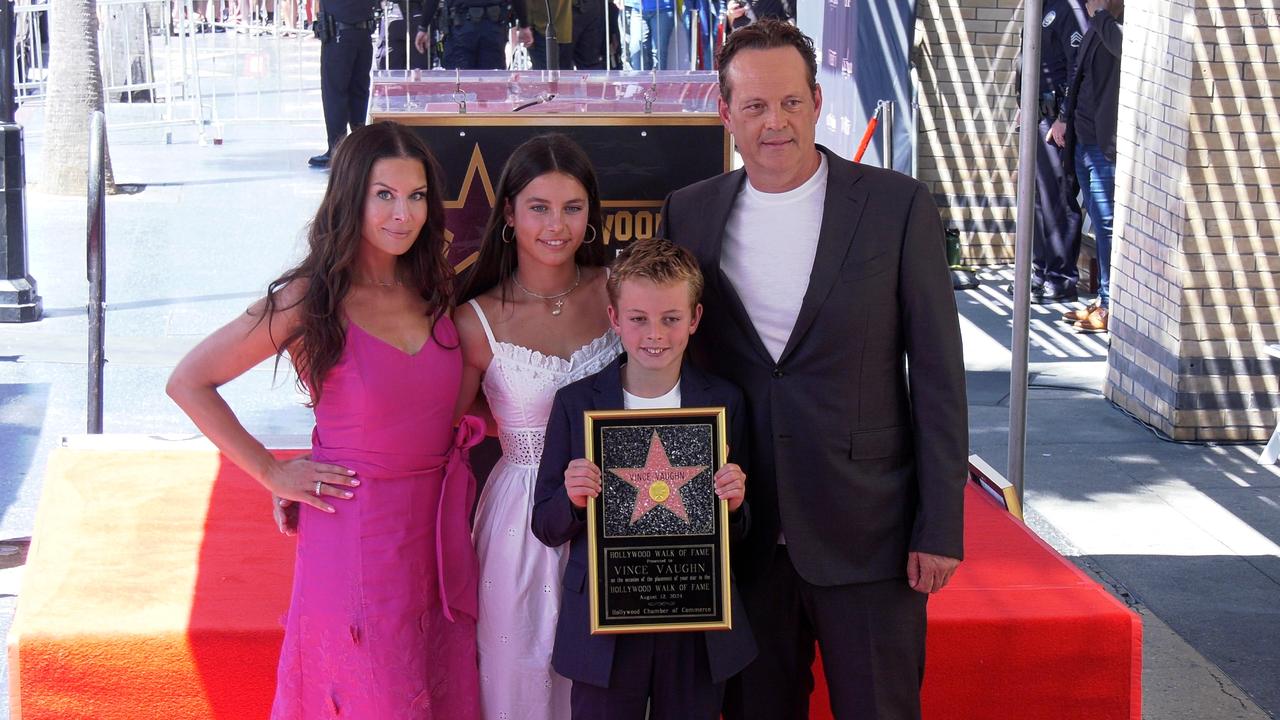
[810,485,1143,719]
[10,449,1140,719]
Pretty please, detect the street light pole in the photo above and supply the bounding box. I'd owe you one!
[0,0,40,323]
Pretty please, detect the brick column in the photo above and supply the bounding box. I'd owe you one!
[1106,1,1280,441]
[915,0,1021,264]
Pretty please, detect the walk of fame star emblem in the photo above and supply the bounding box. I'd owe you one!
[442,144,496,273]
[609,431,708,525]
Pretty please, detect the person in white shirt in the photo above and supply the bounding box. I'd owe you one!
[660,19,968,720]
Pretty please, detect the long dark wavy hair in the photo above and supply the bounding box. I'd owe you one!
[456,133,608,304]
[259,121,453,405]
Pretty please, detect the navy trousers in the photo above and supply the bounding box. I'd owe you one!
[570,632,724,720]
[320,26,374,150]
[443,17,507,69]
[1035,115,1084,291]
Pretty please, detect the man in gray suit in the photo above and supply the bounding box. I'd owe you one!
[659,20,968,720]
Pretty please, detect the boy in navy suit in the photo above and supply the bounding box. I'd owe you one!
[531,239,757,720]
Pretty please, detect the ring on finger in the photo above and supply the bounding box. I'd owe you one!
[314,480,323,497]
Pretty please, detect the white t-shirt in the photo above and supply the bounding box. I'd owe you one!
[720,153,829,363]
[623,380,682,410]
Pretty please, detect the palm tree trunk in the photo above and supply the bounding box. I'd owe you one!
[42,0,114,194]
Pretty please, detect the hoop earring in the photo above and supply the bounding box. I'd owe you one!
[501,224,515,244]
[583,224,597,245]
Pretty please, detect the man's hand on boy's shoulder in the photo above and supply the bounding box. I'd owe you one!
[565,458,603,509]
[714,463,747,514]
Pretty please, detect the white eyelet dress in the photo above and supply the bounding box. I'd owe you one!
[467,298,622,720]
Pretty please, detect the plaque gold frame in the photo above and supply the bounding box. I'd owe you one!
[968,453,1024,520]
[584,406,733,634]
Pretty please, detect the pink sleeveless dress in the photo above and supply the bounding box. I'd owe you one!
[270,315,483,720]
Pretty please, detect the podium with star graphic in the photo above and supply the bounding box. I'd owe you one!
[583,407,733,634]
[368,70,730,273]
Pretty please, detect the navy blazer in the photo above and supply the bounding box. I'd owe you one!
[530,356,757,688]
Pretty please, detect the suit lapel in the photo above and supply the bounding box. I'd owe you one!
[591,357,626,410]
[698,170,744,270]
[777,149,869,365]
[677,361,714,408]
[702,170,775,366]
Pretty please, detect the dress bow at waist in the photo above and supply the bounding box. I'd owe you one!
[437,414,486,622]
[309,415,487,623]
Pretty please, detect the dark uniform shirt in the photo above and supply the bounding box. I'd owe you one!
[1039,0,1087,114]
[321,0,380,25]
[420,0,526,30]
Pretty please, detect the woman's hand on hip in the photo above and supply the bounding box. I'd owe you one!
[263,456,359,513]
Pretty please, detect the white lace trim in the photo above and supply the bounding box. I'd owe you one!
[491,329,619,371]
[499,430,546,468]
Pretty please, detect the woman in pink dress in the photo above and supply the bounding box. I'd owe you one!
[167,122,481,719]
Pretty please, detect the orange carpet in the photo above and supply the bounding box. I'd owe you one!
[10,448,1140,719]
[9,448,300,720]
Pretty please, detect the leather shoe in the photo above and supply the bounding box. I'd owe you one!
[1072,306,1109,333]
[1005,278,1045,302]
[1040,283,1079,303]
[1060,300,1100,324]
[308,150,331,168]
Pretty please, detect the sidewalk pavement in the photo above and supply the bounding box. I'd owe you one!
[0,101,1276,719]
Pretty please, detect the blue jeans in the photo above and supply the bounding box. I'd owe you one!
[624,7,674,70]
[1074,143,1115,308]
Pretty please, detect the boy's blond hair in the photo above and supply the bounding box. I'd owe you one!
[606,238,705,309]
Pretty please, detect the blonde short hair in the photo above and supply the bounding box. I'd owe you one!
[606,238,704,310]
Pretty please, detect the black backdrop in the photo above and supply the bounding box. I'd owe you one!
[409,118,729,269]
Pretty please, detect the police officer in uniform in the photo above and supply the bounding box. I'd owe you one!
[1013,0,1087,301]
[309,0,381,168]
[384,0,431,70]
[416,0,517,69]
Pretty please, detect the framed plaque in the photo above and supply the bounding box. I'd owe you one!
[584,407,732,634]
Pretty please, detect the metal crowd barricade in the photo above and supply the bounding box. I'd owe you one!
[191,0,320,132]
[102,0,207,141]
[13,0,47,102]
[15,0,208,140]
[13,0,324,142]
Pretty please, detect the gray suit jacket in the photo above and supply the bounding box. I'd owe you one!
[659,147,968,588]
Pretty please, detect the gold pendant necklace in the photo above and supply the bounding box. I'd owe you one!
[512,265,581,316]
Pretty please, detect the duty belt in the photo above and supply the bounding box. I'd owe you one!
[334,18,376,31]
[451,3,504,24]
